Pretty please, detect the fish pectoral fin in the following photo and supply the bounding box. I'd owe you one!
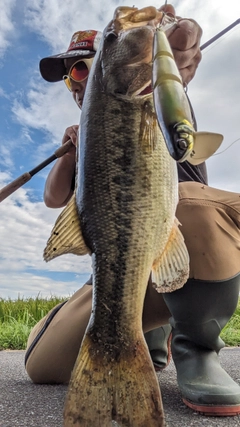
[184,131,223,165]
[140,102,158,153]
[43,193,91,262]
[152,218,189,292]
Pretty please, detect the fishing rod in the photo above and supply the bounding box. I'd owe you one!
[0,18,239,203]
[200,18,240,50]
[0,139,73,202]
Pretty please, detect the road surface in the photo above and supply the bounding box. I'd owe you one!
[0,348,239,426]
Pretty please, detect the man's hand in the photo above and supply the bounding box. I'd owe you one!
[168,18,202,85]
[62,125,79,157]
[159,4,203,85]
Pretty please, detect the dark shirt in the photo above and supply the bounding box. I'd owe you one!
[177,161,208,185]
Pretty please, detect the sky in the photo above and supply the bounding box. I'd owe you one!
[0,0,240,299]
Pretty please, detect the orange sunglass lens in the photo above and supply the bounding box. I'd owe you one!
[70,61,89,81]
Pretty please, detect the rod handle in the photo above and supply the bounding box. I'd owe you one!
[0,140,74,203]
[54,139,73,158]
[0,173,32,202]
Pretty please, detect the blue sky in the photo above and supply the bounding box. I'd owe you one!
[0,0,240,299]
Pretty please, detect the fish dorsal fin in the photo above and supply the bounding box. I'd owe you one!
[43,193,91,262]
[152,218,189,293]
[184,131,223,165]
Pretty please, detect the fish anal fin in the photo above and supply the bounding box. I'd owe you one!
[43,194,90,262]
[152,218,189,293]
[63,333,165,427]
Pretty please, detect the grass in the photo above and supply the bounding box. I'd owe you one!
[0,296,239,350]
[0,295,66,350]
[221,299,240,346]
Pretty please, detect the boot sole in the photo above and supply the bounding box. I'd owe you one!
[183,397,240,416]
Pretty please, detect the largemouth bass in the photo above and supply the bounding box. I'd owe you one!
[44,6,190,426]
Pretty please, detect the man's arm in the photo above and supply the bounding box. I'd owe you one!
[44,125,78,208]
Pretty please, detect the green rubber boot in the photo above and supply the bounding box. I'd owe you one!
[163,276,240,416]
[145,324,172,371]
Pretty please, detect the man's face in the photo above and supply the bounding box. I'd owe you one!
[64,57,90,109]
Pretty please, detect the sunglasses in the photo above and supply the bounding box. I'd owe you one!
[63,58,94,91]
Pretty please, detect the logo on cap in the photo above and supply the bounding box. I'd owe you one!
[68,30,98,52]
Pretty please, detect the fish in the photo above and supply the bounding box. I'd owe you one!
[152,26,223,164]
[43,6,190,427]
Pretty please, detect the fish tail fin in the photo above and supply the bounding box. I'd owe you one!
[63,333,166,427]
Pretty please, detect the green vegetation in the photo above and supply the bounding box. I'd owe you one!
[0,295,66,350]
[221,298,240,346]
[0,296,239,350]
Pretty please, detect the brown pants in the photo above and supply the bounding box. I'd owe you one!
[25,182,240,384]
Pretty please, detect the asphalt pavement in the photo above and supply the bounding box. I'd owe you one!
[0,348,240,427]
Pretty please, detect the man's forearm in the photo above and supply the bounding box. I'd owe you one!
[44,155,75,208]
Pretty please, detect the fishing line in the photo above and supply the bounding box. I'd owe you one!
[212,137,240,156]
[200,18,240,50]
[201,24,240,55]
[190,137,240,164]
[194,19,240,162]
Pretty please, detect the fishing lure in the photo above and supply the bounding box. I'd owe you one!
[152,25,223,165]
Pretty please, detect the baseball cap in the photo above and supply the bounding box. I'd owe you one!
[39,29,102,82]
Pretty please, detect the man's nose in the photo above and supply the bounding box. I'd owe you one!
[70,80,84,93]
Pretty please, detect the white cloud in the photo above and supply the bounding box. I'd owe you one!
[0,87,10,98]
[0,171,11,185]
[1,0,240,301]
[0,178,91,299]
[0,0,17,58]
[16,0,240,193]
[13,84,72,133]
[175,0,239,40]
[0,144,14,169]
[24,0,109,51]
[12,81,80,160]
[0,272,86,299]
[188,28,240,192]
